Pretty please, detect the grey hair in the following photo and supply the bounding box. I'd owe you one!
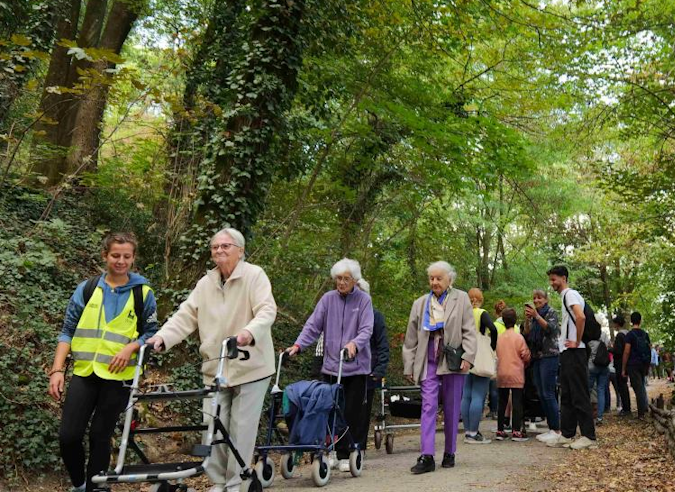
[357,278,370,293]
[330,258,362,281]
[533,289,548,299]
[426,261,457,284]
[211,228,245,249]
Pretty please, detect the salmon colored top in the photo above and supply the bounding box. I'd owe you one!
[496,328,531,388]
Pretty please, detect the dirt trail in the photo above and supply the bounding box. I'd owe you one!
[267,419,564,492]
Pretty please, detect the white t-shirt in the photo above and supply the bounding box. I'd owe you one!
[560,288,586,352]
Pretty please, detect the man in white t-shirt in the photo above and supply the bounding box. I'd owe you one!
[545,265,597,450]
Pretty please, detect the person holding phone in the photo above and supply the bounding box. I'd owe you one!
[523,289,560,443]
[286,258,373,472]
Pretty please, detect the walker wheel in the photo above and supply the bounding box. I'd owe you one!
[281,452,295,479]
[241,472,264,492]
[385,433,394,454]
[349,449,363,477]
[255,455,275,488]
[374,429,382,449]
[311,454,331,487]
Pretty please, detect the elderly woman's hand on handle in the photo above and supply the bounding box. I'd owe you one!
[146,335,165,352]
[285,344,300,357]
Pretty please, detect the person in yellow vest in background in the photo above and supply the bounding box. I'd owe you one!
[47,232,158,492]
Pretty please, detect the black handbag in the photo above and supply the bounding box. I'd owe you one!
[443,344,465,372]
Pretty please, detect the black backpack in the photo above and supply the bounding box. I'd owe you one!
[593,341,611,367]
[562,292,601,344]
[632,330,651,366]
[83,275,144,332]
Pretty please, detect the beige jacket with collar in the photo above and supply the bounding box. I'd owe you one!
[156,261,277,386]
[402,288,477,384]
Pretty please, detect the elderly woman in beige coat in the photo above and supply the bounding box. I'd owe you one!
[147,227,276,492]
[403,261,476,475]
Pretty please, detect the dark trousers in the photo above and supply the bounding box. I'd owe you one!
[627,365,649,417]
[606,371,620,412]
[616,369,631,412]
[323,374,367,459]
[360,386,377,450]
[559,349,596,440]
[498,388,523,432]
[59,374,130,491]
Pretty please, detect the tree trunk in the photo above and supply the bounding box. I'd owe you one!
[66,0,137,172]
[31,0,81,186]
[169,0,307,287]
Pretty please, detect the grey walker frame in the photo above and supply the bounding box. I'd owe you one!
[91,338,263,492]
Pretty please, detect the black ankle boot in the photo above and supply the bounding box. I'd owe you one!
[442,452,455,468]
[410,454,435,474]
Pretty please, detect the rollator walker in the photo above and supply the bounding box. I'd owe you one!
[91,337,263,492]
[253,348,363,488]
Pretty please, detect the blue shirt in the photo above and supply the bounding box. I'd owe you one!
[58,272,158,346]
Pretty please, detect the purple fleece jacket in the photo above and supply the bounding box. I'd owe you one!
[295,288,374,377]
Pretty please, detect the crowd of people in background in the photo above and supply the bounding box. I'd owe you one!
[49,229,672,491]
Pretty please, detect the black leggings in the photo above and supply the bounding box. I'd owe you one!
[323,374,367,459]
[59,374,130,491]
[498,388,523,432]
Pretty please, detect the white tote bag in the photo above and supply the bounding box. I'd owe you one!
[470,331,496,379]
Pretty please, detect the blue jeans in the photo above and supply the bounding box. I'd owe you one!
[588,365,609,420]
[532,356,560,431]
[461,373,490,433]
[488,379,498,413]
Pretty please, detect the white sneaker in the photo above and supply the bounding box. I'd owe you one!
[528,422,538,432]
[338,459,350,472]
[207,486,226,492]
[546,434,573,448]
[536,430,560,443]
[535,430,553,442]
[570,436,598,450]
[328,451,338,469]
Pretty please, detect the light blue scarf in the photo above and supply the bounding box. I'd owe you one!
[422,290,448,331]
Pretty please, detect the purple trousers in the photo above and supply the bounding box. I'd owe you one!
[420,339,465,455]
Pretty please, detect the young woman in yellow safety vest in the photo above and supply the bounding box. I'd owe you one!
[47,232,158,492]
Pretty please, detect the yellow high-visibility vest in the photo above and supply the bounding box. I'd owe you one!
[71,285,150,380]
[473,308,486,331]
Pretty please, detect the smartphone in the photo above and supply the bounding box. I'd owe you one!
[524,303,534,309]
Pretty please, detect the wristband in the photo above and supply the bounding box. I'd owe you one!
[48,368,65,376]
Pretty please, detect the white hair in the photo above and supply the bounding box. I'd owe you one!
[330,258,362,281]
[426,261,457,283]
[211,228,245,249]
[357,278,370,293]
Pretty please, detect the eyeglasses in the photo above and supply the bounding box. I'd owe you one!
[336,276,354,284]
[210,243,239,252]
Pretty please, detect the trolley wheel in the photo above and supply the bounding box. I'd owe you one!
[348,449,363,477]
[255,455,275,488]
[311,454,331,487]
[385,433,394,454]
[374,429,382,450]
[280,452,295,479]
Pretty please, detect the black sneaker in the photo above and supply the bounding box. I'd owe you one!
[441,453,455,468]
[411,454,435,474]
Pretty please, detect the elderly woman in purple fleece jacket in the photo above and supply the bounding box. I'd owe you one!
[286,258,374,471]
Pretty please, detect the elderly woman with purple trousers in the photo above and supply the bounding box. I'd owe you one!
[403,261,477,474]
[286,258,374,472]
